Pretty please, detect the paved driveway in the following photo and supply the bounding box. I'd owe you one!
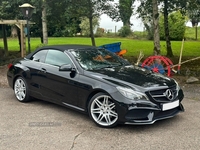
[0,87,200,150]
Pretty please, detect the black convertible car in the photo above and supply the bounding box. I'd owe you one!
[7,45,184,127]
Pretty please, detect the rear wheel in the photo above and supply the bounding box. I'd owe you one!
[14,77,30,102]
[88,93,118,128]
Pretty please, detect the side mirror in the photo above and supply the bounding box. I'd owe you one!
[59,64,73,71]
[59,64,76,78]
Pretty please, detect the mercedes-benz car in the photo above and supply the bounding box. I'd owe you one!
[7,45,184,127]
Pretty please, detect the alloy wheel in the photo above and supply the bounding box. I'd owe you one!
[89,93,118,127]
[14,78,27,101]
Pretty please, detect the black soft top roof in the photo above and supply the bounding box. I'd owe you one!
[38,44,97,51]
[25,44,97,59]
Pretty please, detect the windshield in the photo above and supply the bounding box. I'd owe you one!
[70,48,131,70]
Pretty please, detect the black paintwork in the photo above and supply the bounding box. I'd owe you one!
[7,45,184,125]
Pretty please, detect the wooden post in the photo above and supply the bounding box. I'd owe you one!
[195,25,198,40]
[0,20,34,57]
[2,24,8,56]
[20,23,26,57]
[177,39,184,73]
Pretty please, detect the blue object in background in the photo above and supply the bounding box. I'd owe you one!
[99,42,121,53]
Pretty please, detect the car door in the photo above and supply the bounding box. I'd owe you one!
[38,49,79,106]
[25,49,48,98]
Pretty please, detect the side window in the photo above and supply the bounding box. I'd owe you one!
[45,50,71,67]
[31,50,48,62]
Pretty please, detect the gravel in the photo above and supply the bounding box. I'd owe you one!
[0,65,8,88]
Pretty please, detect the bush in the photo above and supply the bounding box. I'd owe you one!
[159,11,186,41]
[95,28,105,37]
[118,26,132,37]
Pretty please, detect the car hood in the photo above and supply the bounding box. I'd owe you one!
[87,65,175,88]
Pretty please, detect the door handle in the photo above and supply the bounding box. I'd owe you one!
[41,68,47,73]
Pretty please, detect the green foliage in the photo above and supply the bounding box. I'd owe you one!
[118,25,132,37]
[79,17,99,36]
[186,0,200,26]
[106,0,135,27]
[159,11,186,41]
[95,28,105,37]
[0,1,12,19]
[133,31,148,40]
[185,26,200,40]
[119,0,135,26]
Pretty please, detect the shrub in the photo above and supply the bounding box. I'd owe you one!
[118,25,132,37]
[159,11,186,41]
[95,28,105,37]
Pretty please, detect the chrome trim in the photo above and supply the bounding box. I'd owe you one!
[165,89,174,101]
[125,115,177,125]
[62,102,85,112]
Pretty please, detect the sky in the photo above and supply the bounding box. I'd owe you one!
[100,14,144,32]
[99,1,193,32]
[99,1,144,32]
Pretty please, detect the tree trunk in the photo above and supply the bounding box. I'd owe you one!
[119,0,133,29]
[87,0,95,46]
[17,27,21,52]
[123,21,131,27]
[89,17,96,46]
[152,0,160,55]
[42,0,48,44]
[195,25,198,40]
[2,25,8,57]
[164,0,173,57]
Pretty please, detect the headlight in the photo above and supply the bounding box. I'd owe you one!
[174,80,180,91]
[116,86,149,100]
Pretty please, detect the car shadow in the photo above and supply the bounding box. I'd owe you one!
[117,115,184,131]
[27,98,184,130]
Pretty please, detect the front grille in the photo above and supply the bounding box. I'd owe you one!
[147,85,178,103]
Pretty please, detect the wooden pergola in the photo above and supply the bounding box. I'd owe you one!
[0,20,33,57]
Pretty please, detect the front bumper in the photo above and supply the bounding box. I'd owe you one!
[112,85,185,125]
[124,103,184,125]
[112,89,184,125]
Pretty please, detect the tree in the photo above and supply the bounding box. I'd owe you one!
[107,0,135,30]
[152,0,160,55]
[137,0,191,56]
[137,0,154,39]
[159,11,186,41]
[79,17,99,36]
[186,0,200,40]
[162,0,173,57]
[42,0,48,44]
[119,0,135,27]
[159,0,187,57]
[65,0,114,46]
[137,0,160,55]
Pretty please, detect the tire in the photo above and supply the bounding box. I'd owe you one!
[88,92,118,128]
[14,77,30,102]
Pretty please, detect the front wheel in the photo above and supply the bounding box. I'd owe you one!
[88,93,118,128]
[14,77,30,102]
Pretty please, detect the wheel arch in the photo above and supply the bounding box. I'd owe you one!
[12,75,21,89]
[12,67,31,89]
[85,89,111,113]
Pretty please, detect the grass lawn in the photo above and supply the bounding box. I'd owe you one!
[1,37,200,57]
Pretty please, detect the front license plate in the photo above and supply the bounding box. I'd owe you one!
[162,100,179,111]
